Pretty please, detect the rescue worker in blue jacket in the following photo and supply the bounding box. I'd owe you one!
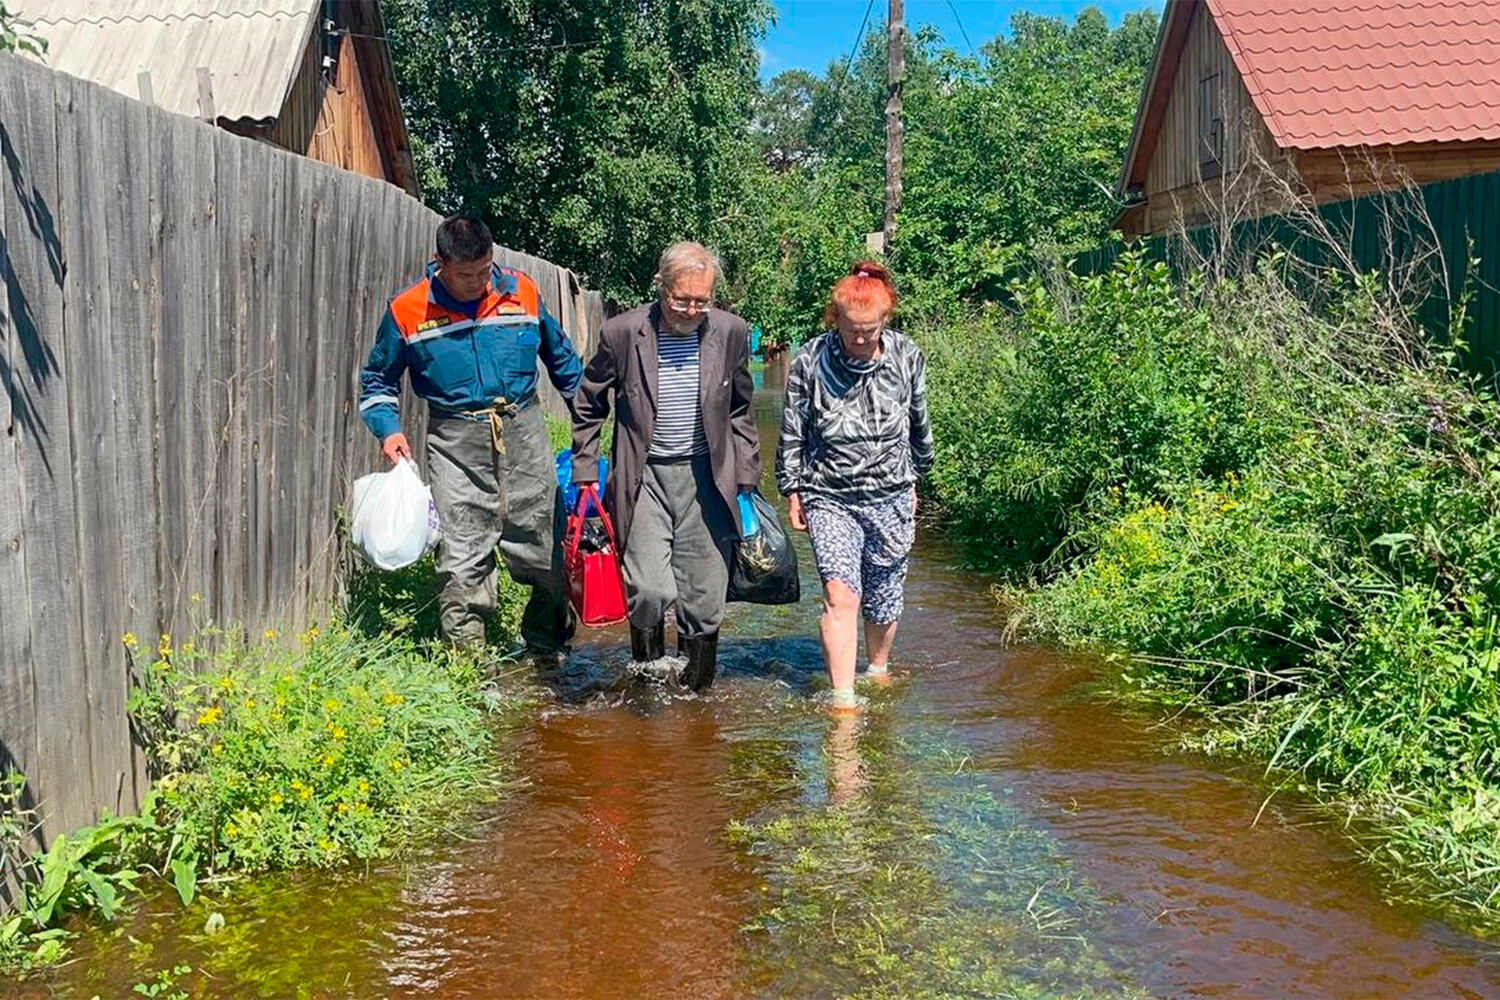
[359,214,584,657]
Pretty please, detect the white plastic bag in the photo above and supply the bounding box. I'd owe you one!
[350,458,441,571]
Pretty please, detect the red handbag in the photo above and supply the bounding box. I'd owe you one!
[565,483,628,627]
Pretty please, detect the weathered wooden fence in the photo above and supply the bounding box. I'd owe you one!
[0,52,602,840]
[1076,167,1500,377]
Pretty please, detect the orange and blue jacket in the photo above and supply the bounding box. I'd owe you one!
[358,263,583,441]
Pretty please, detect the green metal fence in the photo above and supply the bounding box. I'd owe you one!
[1075,167,1500,377]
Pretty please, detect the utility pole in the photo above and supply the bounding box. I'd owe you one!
[883,0,904,256]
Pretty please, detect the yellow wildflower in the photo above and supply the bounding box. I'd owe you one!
[270,792,284,806]
[122,632,138,649]
[366,715,384,729]
[191,593,202,603]
[159,633,173,657]
[225,822,239,837]
[243,698,256,710]
[323,698,342,713]
[196,706,222,726]
[321,753,336,768]
[390,758,405,773]
[382,692,405,707]
[263,628,278,641]
[300,785,313,801]
[318,837,334,852]
[337,801,349,815]
[329,724,346,741]
[357,780,370,795]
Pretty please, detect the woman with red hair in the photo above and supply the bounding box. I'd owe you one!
[776,261,935,709]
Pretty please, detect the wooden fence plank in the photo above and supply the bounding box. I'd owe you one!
[212,128,247,641]
[303,164,340,614]
[9,61,91,837]
[55,73,136,818]
[151,109,213,642]
[99,82,158,810]
[313,172,357,612]
[0,57,40,822]
[290,165,328,620]
[271,153,307,626]
[188,119,221,637]
[243,147,277,629]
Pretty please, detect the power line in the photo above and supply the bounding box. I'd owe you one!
[827,0,877,111]
[943,0,974,53]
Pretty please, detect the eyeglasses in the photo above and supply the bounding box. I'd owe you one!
[664,294,711,314]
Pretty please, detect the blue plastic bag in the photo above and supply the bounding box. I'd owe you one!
[737,491,761,537]
[556,449,608,515]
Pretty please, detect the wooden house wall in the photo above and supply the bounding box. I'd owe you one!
[1143,4,1276,199]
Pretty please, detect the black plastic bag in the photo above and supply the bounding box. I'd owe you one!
[577,518,612,554]
[727,490,800,605]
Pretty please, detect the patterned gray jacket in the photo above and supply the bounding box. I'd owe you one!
[776,329,935,503]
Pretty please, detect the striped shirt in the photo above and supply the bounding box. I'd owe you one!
[649,330,708,458]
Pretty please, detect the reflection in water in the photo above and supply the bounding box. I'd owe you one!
[38,369,1500,999]
[825,710,867,805]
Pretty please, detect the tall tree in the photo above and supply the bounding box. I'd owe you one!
[751,69,822,173]
[384,0,772,304]
[727,6,1161,338]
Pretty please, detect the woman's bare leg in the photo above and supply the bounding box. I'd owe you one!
[820,579,861,700]
[864,619,898,675]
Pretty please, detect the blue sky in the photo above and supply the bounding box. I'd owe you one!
[760,0,1163,80]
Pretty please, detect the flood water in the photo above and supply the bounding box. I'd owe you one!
[29,366,1500,998]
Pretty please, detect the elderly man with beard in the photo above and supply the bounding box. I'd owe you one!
[570,242,761,691]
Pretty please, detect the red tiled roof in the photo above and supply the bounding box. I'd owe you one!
[1207,0,1500,149]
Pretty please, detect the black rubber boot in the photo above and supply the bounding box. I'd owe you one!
[680,632,719,693]
[630,622,665,663]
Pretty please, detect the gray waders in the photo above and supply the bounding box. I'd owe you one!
[426,400,574,654]
[622,454,734,690]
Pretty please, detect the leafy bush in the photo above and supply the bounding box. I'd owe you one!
[0,557,531,974]
[921,253,1282,569]
[127,623,501,872]
[921,252,1500,918]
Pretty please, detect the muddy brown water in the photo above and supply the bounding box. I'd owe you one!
[30,369,1500,999]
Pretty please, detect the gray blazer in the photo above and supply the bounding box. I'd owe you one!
[570,303,762,550]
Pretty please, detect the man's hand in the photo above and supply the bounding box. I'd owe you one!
[381,432,412,465]
[788,491,807,532]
